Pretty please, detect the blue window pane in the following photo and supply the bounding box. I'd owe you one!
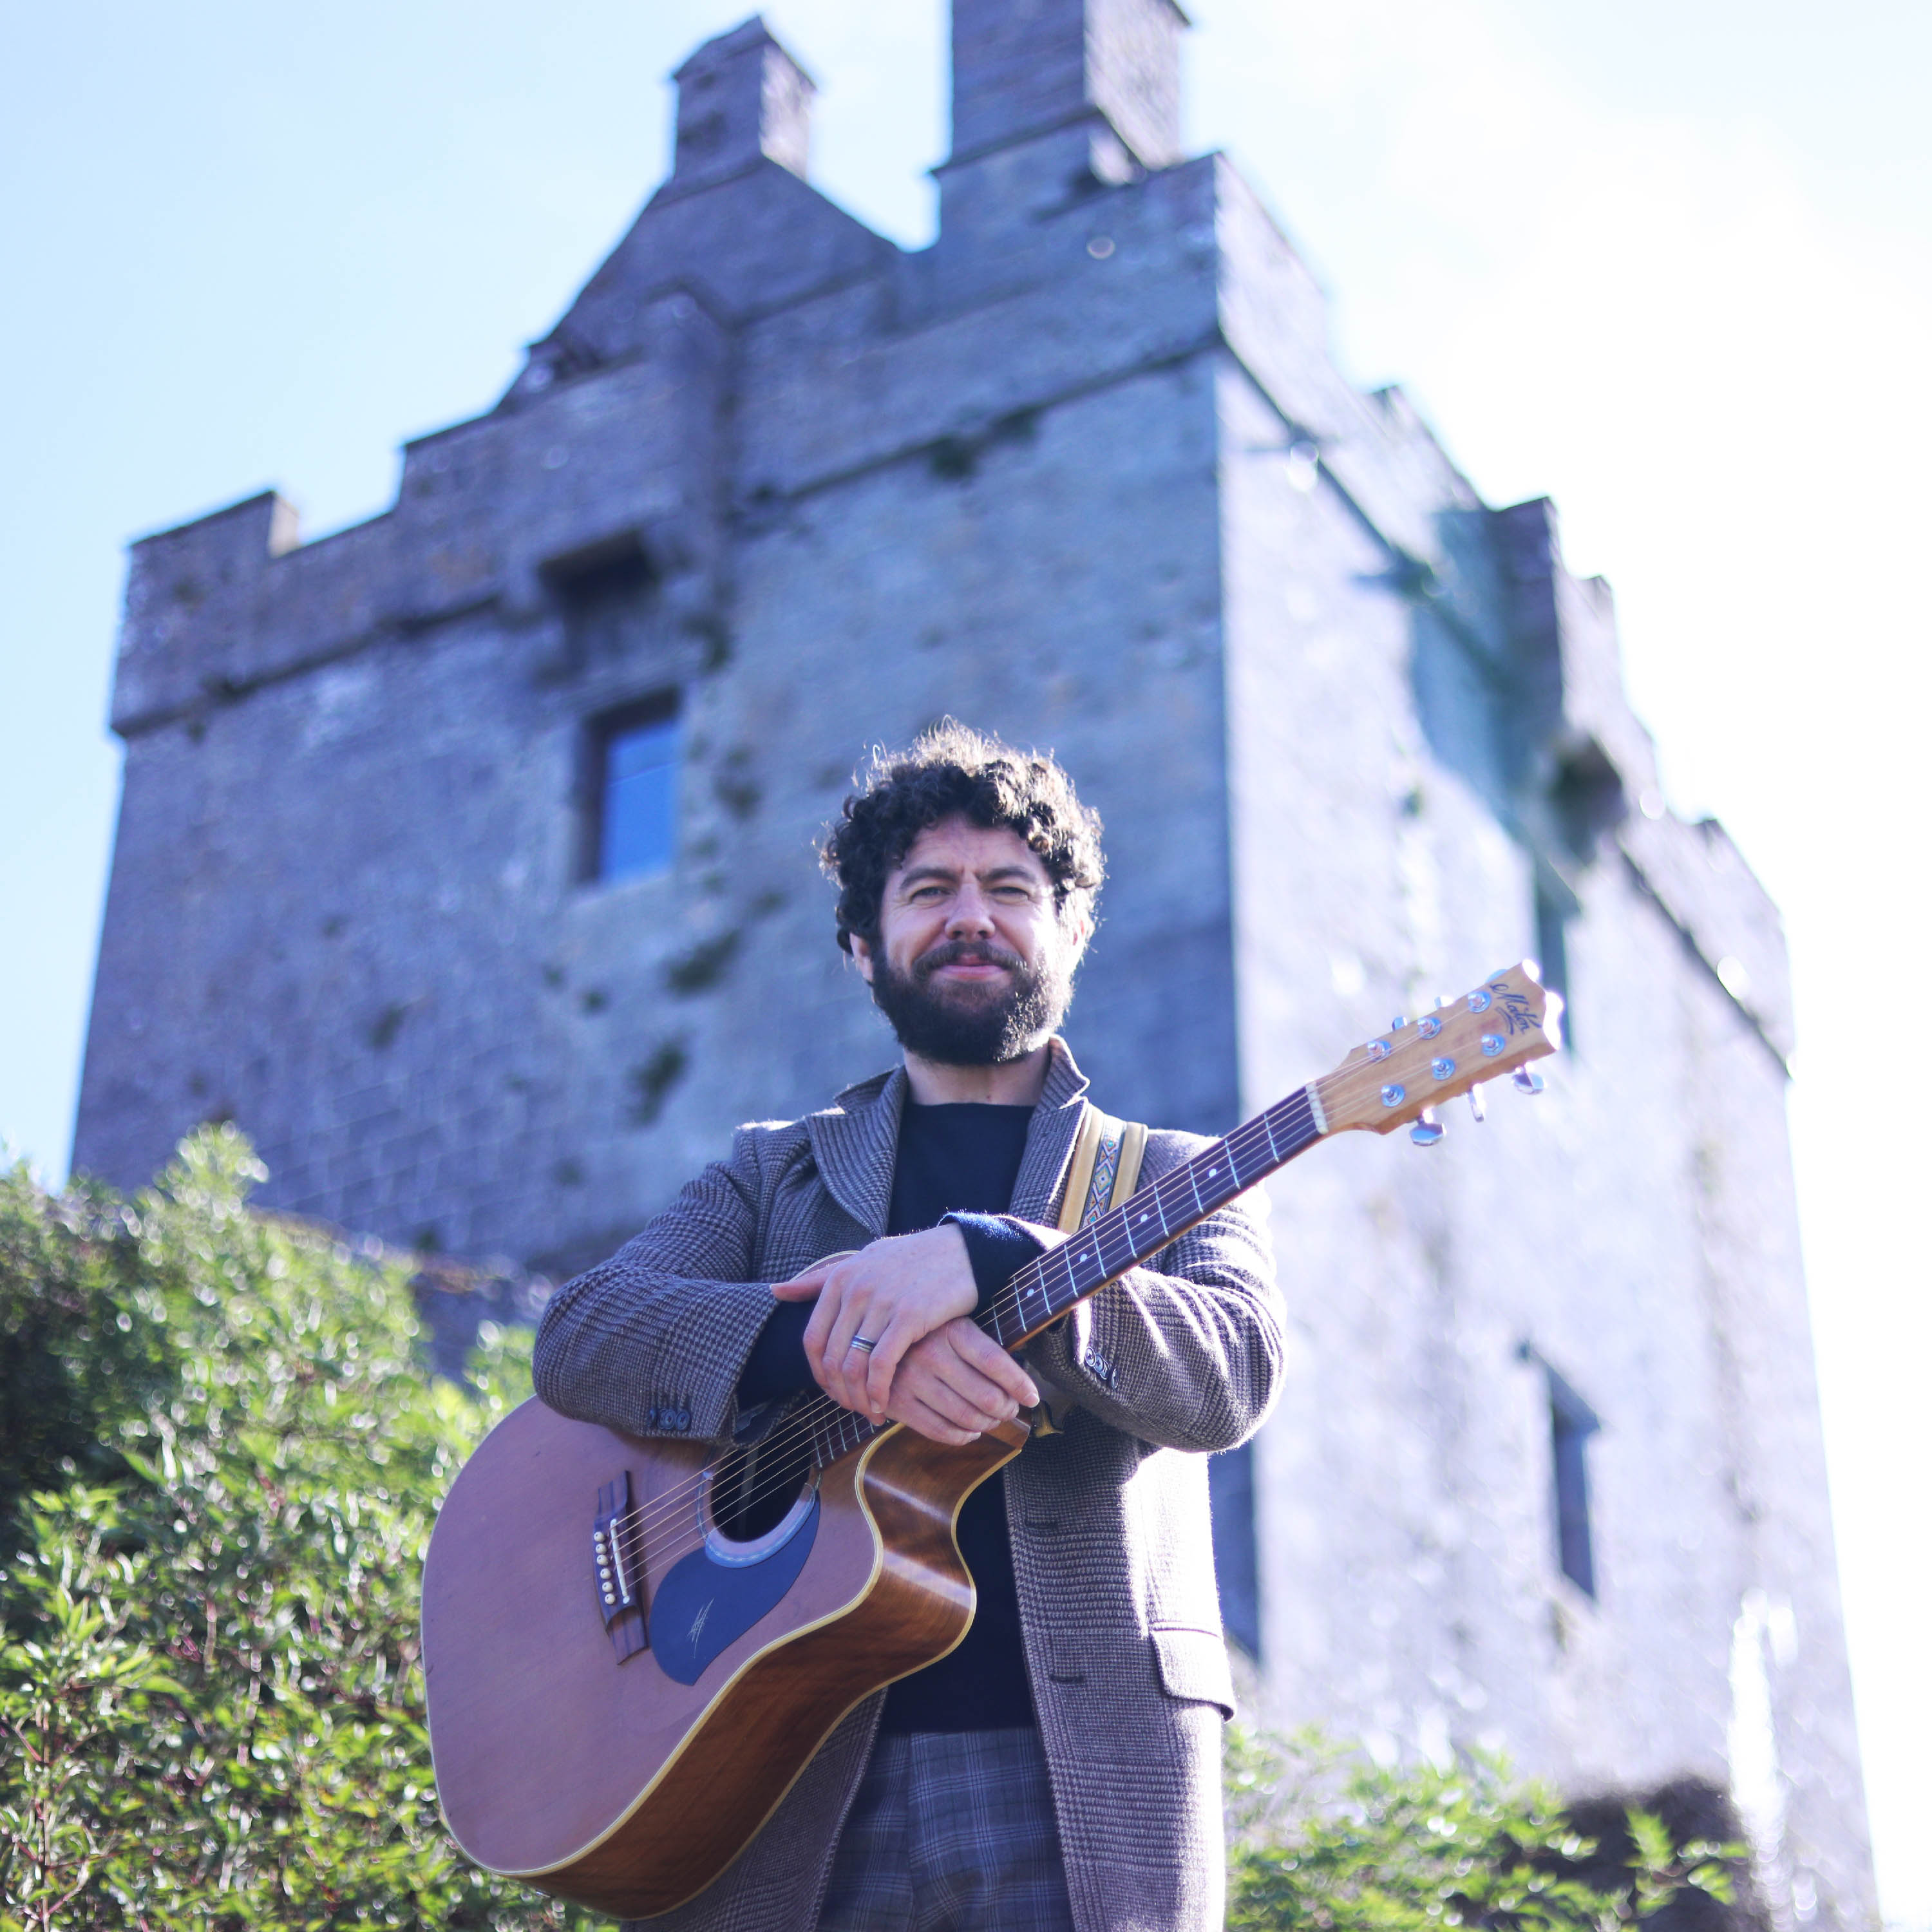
[600,716,679,880]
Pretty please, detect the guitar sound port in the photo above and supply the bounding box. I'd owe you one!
[702,1420,819,1556]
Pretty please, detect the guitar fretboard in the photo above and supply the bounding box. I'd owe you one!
[799,1085,1324,1472]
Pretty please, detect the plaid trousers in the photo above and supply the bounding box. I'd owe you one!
[817,1728,1075,1932]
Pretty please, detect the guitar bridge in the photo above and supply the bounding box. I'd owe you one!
[593,1473,649,1663]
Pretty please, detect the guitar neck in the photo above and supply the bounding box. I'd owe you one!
[798,1085,1324,1472]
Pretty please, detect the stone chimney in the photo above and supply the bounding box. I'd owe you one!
[949,0,1187,174]
[670,16,815,192]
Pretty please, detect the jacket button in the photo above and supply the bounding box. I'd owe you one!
[646,1405,661,1428]
[676,1408,692,1430]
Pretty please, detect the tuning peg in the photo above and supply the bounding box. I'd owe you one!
[1511,1066,1545,1095]
[1390,1016,1407,1032]
[1466,1085,1486,1123]
[1410,1108,1444,1148]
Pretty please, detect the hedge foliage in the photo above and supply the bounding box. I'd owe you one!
[1,1128,1751,1929]
[1226,1728,1752,1931]
[0,1128,597,1930]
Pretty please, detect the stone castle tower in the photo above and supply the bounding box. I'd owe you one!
[75,0,1873,1915]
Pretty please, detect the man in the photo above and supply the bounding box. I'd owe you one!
[533,724,1284,1932]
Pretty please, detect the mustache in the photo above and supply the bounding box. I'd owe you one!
[912,938,1026,981]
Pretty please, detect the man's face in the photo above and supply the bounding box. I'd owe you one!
[850,816,1089,1068]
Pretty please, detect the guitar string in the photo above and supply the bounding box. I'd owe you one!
[596,1099,1314,1578]
[596,1098,1313,1571]
[599,1095,1315,1576]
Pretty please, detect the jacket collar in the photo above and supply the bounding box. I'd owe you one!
[806,1066,906,1239]
[807,1038,1091,1238]
[1012,1037,1090,1222]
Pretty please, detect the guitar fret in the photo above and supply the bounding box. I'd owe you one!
[1056,1245,1081,1305]
[799,1396,887,1475]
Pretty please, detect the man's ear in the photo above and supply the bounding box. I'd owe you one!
[849,934,876,986]
[1061,903,1095,962]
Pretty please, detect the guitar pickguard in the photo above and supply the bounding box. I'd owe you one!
[648,1493,821,1685]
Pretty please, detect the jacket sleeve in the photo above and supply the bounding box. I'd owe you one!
[531,1126,782,1443]
[1016,1131,1283,1455]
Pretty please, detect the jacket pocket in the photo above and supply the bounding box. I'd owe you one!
[1151,1625,1236,1719]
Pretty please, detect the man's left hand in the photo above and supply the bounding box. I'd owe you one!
[772,1226,978,1419]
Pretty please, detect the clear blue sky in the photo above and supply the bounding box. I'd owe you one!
[3,1,1927,1918]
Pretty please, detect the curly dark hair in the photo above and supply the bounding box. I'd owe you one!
[822,721,1105,955]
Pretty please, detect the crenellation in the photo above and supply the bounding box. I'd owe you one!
[114,490,299,731]
[1548,562,1662,810]
[670,18,816,193]
[949,0,1185,171]
[1484,495,1791,1057]
[1619,812,1795,1062]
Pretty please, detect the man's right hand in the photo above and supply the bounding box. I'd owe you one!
[875,1316,1041,1446]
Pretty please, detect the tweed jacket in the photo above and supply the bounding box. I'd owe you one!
[532,1040,1285,1932]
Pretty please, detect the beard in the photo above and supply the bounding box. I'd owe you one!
[869,936,1075,1067]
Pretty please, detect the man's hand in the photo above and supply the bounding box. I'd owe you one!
[875,1318,1041,1444]
[772,1225,981,1419]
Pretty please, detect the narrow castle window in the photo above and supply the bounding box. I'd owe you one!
[542,530,658,676]
[1545,1365,1600,1599]
[587,695,681,882]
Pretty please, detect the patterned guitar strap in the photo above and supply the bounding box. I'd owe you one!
[1027,1103,1150,1434]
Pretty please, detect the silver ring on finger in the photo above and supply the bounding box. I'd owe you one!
[849,1335,878,1353]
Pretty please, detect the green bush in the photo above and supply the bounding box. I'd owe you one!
[1226,1727,1752,1932]
[0,1128,605,1931]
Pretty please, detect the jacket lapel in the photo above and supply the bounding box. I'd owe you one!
[805,1067,906,1240]
[1011,1037,1092,1223]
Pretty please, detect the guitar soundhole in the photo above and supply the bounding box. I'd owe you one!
[708,1430,817,1546]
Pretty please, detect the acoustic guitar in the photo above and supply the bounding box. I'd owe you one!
[422,963,1559,1915]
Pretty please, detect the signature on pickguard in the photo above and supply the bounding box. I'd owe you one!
[1489,982,1543,1037]
[689,1600,712,1648]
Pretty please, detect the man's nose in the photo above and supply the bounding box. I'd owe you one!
[945,886,996,936]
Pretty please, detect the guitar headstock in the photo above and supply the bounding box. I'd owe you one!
[1312,963,1562,1137]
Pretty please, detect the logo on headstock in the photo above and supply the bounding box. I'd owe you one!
[1489,981,1542,1037]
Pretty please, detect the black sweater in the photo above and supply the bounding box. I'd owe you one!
[736,1101,1046,1732]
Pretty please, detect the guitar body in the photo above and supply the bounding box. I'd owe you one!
[422,1396,1024,1918]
